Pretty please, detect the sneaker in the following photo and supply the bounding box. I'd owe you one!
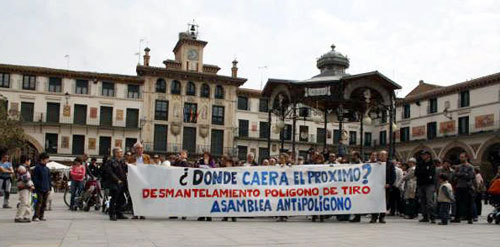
[14,218,23,223]
[3,205,12,209]
[32,217,39,222]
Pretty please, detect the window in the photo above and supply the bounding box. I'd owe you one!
[210,129,224,156]
[429,98,438,113]
[259,98,269,112]
[201,83,210,98]
[22,75,36,90]
[48,77,62,92]
[215,85,224,99]
[46,103,60,123]
[102,82,115,97]
[75,80,89,94]
[299,126,309,142]
[458,116,469,135]
[183,103,197,123]
[333,129,340,144]
[349,131,357,145]
[364,132,372,147]
[212,105,224,125]
[154,124,168,152]
[125,138,137,152]
[186,81,196,96]
[317,128,325,144]
[299,108,310,118]
[379,131,387,146]
[74,104,87,125]
[400,127,410,142]
[183,127,196,154]
[427,122,437,140]
[171,80,181,94]
[100,106,113,127]
[20,102,34,122]
[72,135,85,155]
[155,100,168,121]
[238,146,248,161]
[460,90,470,108]
[126,108,139,128]
[239,120,249,137]
[238,96,249,110]
[0,73,9,88]
[260,122,269,139]
[99,136,111,156]
[45,133,58,154]
[403,104,411,119]
[127,84,140,99]
[281,124,292,141]
[381,110,387,123]
[156,79,166,93]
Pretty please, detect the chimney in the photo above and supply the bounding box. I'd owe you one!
[231,59,238,78]
[419,80,424,85]
[143,47,151,66]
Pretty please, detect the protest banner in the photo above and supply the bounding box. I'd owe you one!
[127,163,387,217]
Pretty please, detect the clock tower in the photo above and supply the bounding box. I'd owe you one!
[172,23,207,72]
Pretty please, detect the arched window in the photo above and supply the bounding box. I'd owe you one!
[186,81,196,96]
[215,85,224,99]
[156,78,166,93]
[201,83,210,98]
[171,80,181,94]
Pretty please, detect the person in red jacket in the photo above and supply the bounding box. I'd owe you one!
[69,157,86,210]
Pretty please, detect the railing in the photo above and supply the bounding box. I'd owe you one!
[20,112,140,129]
[143,142,237,157]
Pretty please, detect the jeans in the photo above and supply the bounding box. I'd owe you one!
[455,187,473,221]
[70,181,84,208]
[418,185,436,219]
[438,202,451,224]
[34,191,49,219]
[0,178,11,206]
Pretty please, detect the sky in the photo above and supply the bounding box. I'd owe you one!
[1,0,499,96]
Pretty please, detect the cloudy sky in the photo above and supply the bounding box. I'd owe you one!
[1,0,499,96]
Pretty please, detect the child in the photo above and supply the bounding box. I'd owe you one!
[437,173,454,225]
[70,157,86,210]
[15,155,34,223]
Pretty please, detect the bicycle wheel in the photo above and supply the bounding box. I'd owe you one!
[63,188,71,208]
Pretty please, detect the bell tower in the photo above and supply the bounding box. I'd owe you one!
[172,21,207,72]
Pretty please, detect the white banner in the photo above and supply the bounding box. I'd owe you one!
[127,163,386,217]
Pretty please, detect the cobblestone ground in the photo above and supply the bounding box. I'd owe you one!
[0,193,499,247]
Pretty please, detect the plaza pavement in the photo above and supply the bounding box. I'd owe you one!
[0,193,499,247]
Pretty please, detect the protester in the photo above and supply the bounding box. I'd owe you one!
[103,148,128,221]
[402,158,418,219]
[130,142,152,164]
[269,157,277,166]
[0,153,14,208]
[297,156,304,165]
[326,153,337,164]
[32,152,51,221]
[437,173,454,225]
[197,152,216,168]
[87,157,100,179]
[174,150,190,167]
[15,155,34,223]
[160,155,171,166]
[368,152,378,163]
[69,157,86,211]
[243,153,258,167]
[152,154,162,165]
[261,159,270,166]
[452,152,475,224]
[415,150,436,223]
[370,150,395,223]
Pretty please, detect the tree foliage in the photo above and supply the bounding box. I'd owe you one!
[0,100,26,154]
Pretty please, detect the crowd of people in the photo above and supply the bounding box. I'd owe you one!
[1,142,499,225]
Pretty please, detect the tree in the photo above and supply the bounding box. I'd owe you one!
[0,99,26,154]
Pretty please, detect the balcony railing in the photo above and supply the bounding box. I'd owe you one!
[143,142,237,157]
[20,112,140,129]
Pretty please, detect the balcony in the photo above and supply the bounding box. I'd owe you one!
[20,112,140,130]
[143,142,237,157]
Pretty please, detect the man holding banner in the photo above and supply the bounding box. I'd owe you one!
[103,148,128,221]
[370,150,396,224]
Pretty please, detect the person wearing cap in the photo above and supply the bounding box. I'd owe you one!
[415,150,437,223]
[129,142,152,165]
[402,158,418,219]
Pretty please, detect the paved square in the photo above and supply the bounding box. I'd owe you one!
[0,193,498,247]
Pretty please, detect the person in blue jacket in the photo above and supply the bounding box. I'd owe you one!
[32,152,51,222]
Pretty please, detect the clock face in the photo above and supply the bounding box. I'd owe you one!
[187,49,198,60]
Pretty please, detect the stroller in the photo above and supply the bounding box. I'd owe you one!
[486,177,500,224]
